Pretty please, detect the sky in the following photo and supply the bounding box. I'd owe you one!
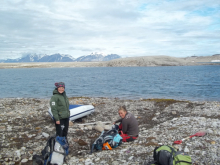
[0,0,220,59]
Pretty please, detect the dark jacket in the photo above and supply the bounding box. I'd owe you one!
[50,89,70,121]
[115,112,139,136]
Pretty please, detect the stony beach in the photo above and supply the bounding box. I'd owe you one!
[0,97,220,165]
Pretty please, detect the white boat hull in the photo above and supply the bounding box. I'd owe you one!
[48,104,95,121]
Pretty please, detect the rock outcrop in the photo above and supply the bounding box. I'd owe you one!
[103,56,196,67]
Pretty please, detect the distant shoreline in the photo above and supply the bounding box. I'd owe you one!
[0,61,104,69]
[0,62,219,69]
[0,55,220,69]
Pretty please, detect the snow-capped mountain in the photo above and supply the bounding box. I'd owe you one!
[75,53,121,62]
[19,53,43,62]
[38,54,75,62]
[103,54,121,61]
[1,53,121,63]
[2,53,75,63]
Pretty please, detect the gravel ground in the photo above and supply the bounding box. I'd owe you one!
[0,97,220,165]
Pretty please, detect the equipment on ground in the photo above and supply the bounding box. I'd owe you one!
[48,104,95,121]
[32,135,69,165]
[173,130,206,144]
[90,125,122,154]
[150,145,192,165]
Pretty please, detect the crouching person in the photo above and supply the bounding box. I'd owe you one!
[114,106,139,142]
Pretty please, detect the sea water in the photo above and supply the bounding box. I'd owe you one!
[0,65,220,101]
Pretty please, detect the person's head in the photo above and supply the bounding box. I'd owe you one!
[55,82,65,94]
[118,106,127,119]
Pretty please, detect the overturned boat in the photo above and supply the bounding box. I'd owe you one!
[48,104,95,121]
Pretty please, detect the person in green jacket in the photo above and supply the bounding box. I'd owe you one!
[50,82,70,137]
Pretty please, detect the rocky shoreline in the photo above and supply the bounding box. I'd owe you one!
[0,97,220,165]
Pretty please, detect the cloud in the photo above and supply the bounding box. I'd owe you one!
[0,0,219,59]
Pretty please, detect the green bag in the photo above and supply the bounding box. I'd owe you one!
[174,151,192,165]
[153,145,192,165]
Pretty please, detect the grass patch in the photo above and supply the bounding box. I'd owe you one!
[144,142,159,146]
[143,98,186,105]
[201,114,220,119]
[167,127,178,130]
[146,137,156,141]
[77,139,88,146]
[141,98,188,111]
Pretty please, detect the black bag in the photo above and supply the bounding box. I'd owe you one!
[152,145,192,165]
[32,155,44,165]
[90,126,122,154]
[32,135,58,165]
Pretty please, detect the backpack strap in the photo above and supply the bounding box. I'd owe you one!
[50,136,56,153]
[90,144,95,154]
[175,160,192,164]
[154,145,176,165]
[153,146,160,162]
[44,153,52,165]
[147,160,160,165]
[166,145,176,157]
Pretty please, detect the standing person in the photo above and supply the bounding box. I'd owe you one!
[50,82,70,137]
[114,106,139,142]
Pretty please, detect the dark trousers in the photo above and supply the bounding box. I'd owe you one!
[55,118,69,137]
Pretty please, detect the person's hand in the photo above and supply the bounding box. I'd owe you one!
[56,121,60,124]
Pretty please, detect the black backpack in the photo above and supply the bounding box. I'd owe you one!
[33,135,68,165]
[32,155,44,165]
[90,126,123,154]
[151,145,192,165]
[33,135,56,165]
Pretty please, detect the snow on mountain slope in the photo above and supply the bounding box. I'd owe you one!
[2,53,121,63]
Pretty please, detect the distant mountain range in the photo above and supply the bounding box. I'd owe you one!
[0,53,121,63]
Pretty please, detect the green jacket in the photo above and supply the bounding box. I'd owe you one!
[50,89,70,121]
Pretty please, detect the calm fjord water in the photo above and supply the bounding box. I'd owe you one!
[1,65,220,101]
